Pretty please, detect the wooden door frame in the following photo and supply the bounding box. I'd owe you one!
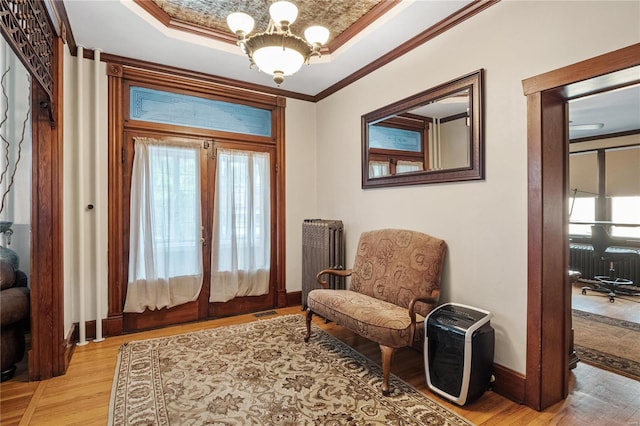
[106,64,287,334]
[27,37,66,381]
[523,43,640,410]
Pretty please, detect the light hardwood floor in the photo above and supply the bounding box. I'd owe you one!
[1,306,639,425]
[572,280,640,323]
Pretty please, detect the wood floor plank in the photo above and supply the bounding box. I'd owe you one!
[2,306,639,425]
[16,380,46,426]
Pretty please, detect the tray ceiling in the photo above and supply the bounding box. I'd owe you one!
[59,1,639,140]
[147,0,385,49]
[62,0,475,96]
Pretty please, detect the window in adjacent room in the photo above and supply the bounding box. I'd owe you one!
[569,197,596,236]
[611,196,640,239]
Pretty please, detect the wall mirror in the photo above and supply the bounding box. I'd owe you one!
[362,69,484,188]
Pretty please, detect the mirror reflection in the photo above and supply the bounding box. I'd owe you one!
[368,88,471,178]
[362,70,484,188]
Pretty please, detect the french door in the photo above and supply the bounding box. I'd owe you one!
[121,132,276,331]
[208,141,277,318]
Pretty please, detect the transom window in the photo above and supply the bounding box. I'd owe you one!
[129,86,272,137]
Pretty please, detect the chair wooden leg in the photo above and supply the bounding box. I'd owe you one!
[380,345,395,396]
[304,309,313,342]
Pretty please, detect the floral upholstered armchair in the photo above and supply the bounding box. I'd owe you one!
[305,229,446,395]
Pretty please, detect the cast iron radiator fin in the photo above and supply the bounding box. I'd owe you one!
[302,219,346,310]
[570,243,640,283]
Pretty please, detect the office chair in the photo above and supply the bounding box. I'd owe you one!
[581,225,640,302]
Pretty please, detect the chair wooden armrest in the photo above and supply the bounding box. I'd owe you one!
[407,289,440,344]
[316,268,352,289]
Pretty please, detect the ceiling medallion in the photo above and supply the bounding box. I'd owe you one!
[227,1,329,86]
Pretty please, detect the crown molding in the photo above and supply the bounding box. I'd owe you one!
[315,0,500,100]
[50,0,499,103]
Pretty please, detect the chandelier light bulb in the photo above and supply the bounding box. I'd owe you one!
[253,46,305,77]
[304,26,330,46]
[269,1,298,29]
[227,12,255,36]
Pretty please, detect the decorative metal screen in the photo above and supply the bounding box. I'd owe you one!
[0,0,55,100]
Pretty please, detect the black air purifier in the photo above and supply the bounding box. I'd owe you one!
[424,303,494,405]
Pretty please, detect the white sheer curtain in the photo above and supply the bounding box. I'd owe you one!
[124,137,203,313]
[369,160,390,178]
[211,149,270,302]
[396,160,424,173]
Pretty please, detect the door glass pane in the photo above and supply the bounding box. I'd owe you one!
[211,149,270,302]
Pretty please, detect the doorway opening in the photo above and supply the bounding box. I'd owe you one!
[567,85,640,377]
[523,43,640,410]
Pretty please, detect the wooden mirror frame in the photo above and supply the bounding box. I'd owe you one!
[361,69,484,188]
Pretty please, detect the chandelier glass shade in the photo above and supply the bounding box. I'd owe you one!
[227,1,329,85]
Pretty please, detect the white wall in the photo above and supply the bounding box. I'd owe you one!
[313,0,640,374]
[285,98,318,292]
[440,118,469,170]
[63,47,109,337]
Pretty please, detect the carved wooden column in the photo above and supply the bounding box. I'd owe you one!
[105,62,125,335]
[274,96,287,307]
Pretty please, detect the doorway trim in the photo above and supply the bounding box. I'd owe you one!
[106,64,287,334]
[523,43,640,410]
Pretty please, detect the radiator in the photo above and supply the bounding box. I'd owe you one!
[569,243,640,283]
[302,219,346,309]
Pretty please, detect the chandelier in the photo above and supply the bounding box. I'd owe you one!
[227,1,330,85]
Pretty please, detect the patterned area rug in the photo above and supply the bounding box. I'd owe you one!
[572,309,640,381]
[109,315,472,425]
